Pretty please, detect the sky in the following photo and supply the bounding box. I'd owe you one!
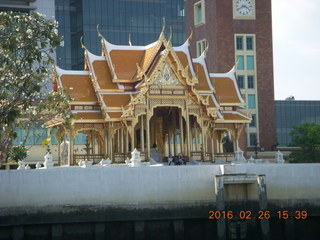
[272,0,320,100]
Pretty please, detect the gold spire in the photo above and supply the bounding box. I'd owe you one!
[96,24,103,38]
[167,26,172,45]
[80,36,86,50]
[129,33,132,46]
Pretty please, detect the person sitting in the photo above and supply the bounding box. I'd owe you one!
[168,154,174,166]
[177,153,185,165]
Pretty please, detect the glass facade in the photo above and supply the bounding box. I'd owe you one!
[56,0,186,70]
[275,100,320,146]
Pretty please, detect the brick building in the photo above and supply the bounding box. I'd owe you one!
[186,0,276,151]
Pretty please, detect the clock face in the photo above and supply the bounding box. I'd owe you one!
[236,0,253,16]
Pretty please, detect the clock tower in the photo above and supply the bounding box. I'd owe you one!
[186,0,276,152]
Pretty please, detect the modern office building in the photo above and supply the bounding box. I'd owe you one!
[55,0,186,70]
[275,100,320,146]
[186,0,276,151]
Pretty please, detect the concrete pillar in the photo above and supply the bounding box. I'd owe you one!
[51,224,63,240]
[12,226,24,240]
[173,220,184,240]
[215,175,226,240]
[134,221,145,240]
[257,175,270,240]
[284,218,295,240]
[94,223,105,240]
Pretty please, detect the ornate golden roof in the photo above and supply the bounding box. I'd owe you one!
[52,30,250,124]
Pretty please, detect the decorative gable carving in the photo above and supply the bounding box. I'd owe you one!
[152,61,183,86]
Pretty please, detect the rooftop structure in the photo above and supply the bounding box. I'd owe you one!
[47,29,251,165]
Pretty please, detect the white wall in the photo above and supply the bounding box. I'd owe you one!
[0,164,319,209]
[0,165,221,208]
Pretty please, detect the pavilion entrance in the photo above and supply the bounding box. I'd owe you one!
[149,106,186,159]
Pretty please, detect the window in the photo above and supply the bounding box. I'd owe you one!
[247,56,254,70]
[247,75,254,89]
[250,114,256,127]
[194,1,205,25]
[236,36,243,50]
[246,36,253,50]
[248,94,256,109]
[249,133,257,146]
[237,75,244,89]
[196,39,206,57]
[237,55,244,70]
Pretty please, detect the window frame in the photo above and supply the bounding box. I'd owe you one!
[237,75,244,89]
[247,75,254,89]
[249,114,256,127]
[249,133,257,146]
[196,39,207,57]
[246,55,254,70]
[246,36,253,50]
[194,0,205,26]
[248,94,256,109]
[237,55,244,70]
[236,36,243,50]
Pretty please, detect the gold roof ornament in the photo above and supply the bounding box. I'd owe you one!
[128,33,132,46]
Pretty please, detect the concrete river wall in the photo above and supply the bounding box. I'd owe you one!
[0,164,320,240]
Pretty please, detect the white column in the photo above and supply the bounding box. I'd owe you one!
[185,107,191,157]
[140,115,145,152]
[179,109,184,155]
[173,110,177,155]
[121,127,124,153]
[146,113,150,160]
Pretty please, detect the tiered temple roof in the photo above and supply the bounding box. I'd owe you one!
[51,30,250,126]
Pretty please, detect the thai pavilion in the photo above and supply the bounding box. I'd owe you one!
[46,29,251,165]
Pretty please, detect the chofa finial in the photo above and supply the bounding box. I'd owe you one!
[129,33,132,46]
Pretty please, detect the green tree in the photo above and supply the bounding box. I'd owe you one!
[289,122,320,163]
[0,11,72,165]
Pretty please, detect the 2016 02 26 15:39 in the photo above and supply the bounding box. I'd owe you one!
[208,210,308,220]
